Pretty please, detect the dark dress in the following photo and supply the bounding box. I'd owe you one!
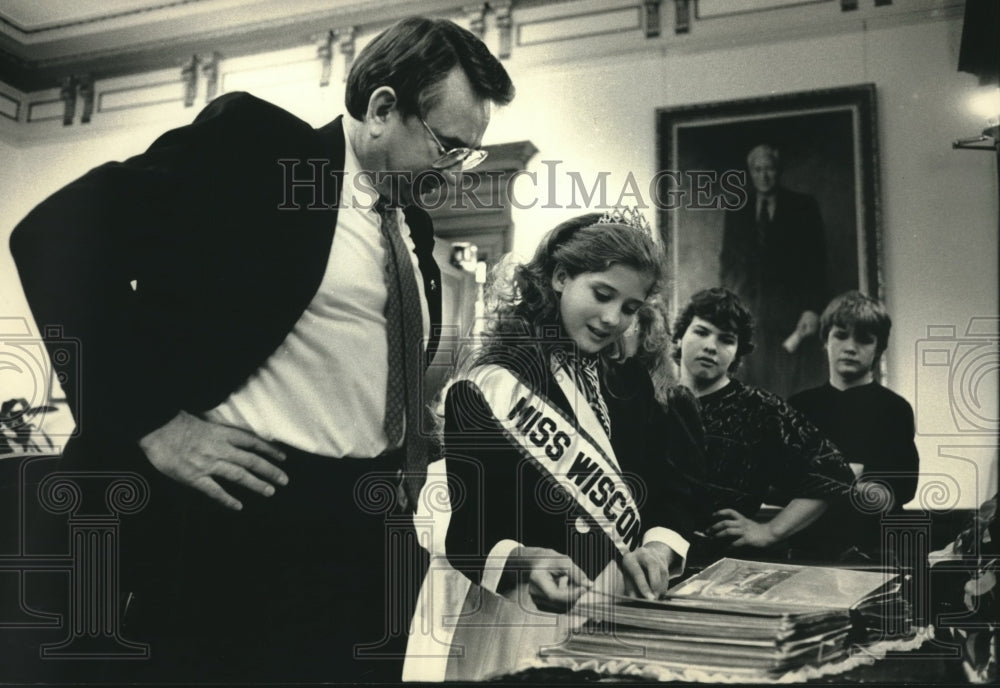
[444,352,704,587]
[789,382,921,557]
[688,379,856,562]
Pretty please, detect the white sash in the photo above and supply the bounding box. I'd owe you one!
[465,363,642,556]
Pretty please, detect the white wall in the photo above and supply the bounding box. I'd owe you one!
[1,5,996,506]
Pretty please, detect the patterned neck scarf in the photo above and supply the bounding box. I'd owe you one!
[552,349,612,440]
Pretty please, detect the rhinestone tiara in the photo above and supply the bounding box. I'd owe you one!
[595,206,653,236]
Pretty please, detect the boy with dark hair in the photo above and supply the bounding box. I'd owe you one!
[670,286,756,377]
[789,291,920,558]
[669,288,854,560]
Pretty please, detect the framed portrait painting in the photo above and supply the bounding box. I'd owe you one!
[656,84,882,398]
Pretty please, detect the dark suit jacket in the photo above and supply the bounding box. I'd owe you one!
[719,186,828,397]
[443,355,705,586]
[10,92,442,466]
[720,186,827,323]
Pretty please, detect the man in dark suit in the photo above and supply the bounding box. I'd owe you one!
[719,143,828,399]
[10,17,513,683]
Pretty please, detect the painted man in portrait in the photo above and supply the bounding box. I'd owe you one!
[719,143,828,398]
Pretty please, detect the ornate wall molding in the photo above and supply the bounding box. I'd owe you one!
[78,74,94,123]
[315,31,334,87]
[0,0,964,141]
[464,3,487,37]
[180,54,198,107]
[201,51,220,103]
[57,76,75,126]
[494,1,513,59]
[336,27,356,82]
[674,0,690,34]
[517,5,641,47]
[0,91,19,121]
[643,0,663,38]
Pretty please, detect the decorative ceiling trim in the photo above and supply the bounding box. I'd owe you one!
[0,1,206,36]
[0,0,464,92]
[0,91,19,121]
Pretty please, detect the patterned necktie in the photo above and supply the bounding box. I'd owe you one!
[755,197,771,247]
[579,355,612,440]
[375,198,428,511]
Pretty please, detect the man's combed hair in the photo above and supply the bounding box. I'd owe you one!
[346,17,515,120]
[820,290,892,357]
[671,287,756,373]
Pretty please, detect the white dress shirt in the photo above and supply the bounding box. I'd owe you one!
[206,128,430,457]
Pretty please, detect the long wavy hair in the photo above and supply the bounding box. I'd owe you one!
[473,213,666,382]
[632,294,677,406]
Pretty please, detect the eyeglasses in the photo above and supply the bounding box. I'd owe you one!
[419,118,488,171]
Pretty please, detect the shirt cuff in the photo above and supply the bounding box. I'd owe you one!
[642,527,689,578]
[480,539,522,593]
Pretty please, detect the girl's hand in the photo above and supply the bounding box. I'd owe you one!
[507,546,592,612]
[622,541,675,600]
[708,508,776,548]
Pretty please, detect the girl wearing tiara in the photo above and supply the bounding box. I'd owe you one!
[440,211,703,616]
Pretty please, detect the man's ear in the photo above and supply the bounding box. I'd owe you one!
[365,86,398,134]
[551,266,568,294]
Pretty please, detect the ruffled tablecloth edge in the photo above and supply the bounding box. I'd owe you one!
[516,626,936,684]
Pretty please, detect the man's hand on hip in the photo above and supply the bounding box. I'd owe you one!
[138,410,288,510]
